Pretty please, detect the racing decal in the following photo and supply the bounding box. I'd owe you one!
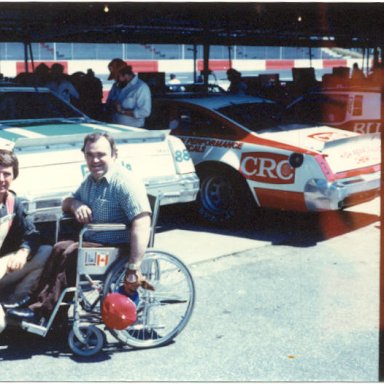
[240,152,295,184]
[182,137,243,153]
[352,122,381,134]
[307,131,350,142]
[174,149,191,162]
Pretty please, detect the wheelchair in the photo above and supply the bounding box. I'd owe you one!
[19,193,196,356]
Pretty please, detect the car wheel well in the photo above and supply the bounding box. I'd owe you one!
[196,161,240,179]
[196,161,254,195]
[195,161,258,226]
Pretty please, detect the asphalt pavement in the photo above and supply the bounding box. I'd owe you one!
[0,197,380,381]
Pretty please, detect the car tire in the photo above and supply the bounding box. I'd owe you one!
[197,166,255,227]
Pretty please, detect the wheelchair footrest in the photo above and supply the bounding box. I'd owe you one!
[21,320,49,337]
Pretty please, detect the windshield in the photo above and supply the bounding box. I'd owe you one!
[0,91,85,121]
[217,102,282,132]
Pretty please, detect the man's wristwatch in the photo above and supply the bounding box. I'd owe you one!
[127,263,139,271]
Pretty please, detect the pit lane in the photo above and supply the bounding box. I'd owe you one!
[156,197,380,267]
[0,197,380,380]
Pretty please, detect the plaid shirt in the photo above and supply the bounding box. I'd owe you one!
[73,164,151,245]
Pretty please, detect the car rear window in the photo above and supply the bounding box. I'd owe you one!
[285,94,349,125]
[217,102,282,132]
[0,91,84,121]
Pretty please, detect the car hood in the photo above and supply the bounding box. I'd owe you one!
[0,120,144,144]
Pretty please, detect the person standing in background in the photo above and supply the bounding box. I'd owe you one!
[46,63,80,104]
[105,58,128,121]
[112,66,152,128]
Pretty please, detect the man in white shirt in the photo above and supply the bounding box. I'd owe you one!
[112,66,152,128]
[168,73,182,92]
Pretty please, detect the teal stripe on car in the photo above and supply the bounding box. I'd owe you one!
[0,129,23,141]
[0,122,129,142]
[20,123,95,136]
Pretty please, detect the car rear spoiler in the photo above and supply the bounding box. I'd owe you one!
[323,132,380,151]
[13,130,167,150]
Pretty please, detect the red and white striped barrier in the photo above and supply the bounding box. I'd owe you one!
[2,58,371,102]
[5,58,369,79]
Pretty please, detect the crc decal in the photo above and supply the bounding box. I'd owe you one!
[182,137,243,153]
[308,131,350,142]
[240,152,295,184]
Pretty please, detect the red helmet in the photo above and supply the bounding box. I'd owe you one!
[102,293,137,330]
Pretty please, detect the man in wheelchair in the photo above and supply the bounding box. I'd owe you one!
[10,132,154,323]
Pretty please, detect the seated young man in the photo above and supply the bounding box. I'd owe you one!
[0,149,52,332]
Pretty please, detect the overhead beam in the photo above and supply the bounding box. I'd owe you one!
[0,2,382,48]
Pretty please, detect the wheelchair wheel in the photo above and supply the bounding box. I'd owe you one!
[68,325,104,357]
[103,249,195,348]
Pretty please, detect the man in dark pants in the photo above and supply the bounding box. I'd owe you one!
[0,149,52,332]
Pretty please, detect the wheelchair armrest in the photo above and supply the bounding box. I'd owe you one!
[79,224,127,245]
[84,223,127,232]
[60,213,76,221]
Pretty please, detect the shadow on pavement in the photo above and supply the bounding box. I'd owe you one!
[159,203,380,248]
[0,326,140,362]
[0,327,70,360]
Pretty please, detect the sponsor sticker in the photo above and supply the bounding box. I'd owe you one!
[97,252,109,267]
[353,122,381,134]
[84,250,110,266]
[84,250,97,266]
[182,137,243,153]
[308,131,350,142]
[240,152,295,184]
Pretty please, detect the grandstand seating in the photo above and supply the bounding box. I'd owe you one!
[0,42,347,61]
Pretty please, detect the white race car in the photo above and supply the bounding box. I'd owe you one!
[150,94,381,226]
[0,86,199,231]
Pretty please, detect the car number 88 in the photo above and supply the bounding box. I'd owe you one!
[175,150,191,162]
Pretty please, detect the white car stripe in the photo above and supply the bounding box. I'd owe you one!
[4,128,46,138]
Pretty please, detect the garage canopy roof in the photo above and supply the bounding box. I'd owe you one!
[0,2,383,48]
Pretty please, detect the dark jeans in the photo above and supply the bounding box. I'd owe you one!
[29,240,101,318]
